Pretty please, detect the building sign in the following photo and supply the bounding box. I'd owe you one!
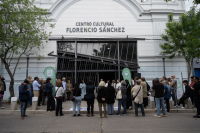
[66,22,125,33]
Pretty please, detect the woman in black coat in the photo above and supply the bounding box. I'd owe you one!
[86,81,95,117]
[106,82,116,115]
[125,80,132,110]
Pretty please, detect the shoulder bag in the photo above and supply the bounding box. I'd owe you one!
[70,90,78,102]
[131,86,141,101]
[116,87,125,100]
[54,87,60,98]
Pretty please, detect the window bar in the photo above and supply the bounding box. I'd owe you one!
[126,43,129,61]
[131,45,135,62]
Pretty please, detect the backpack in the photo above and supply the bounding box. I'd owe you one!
[146,82,150,96]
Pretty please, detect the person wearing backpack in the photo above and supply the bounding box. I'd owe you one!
[55,80,64,116]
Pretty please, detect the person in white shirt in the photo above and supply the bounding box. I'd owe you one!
[33,77,41,98]
[105,80,110,87]
[55,80,65,116]
[116,79,121,91]
[62,77,66,102]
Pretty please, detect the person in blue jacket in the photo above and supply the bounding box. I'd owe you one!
[19,79,30,120]
[163,80,171,114]
[45,78,55,111]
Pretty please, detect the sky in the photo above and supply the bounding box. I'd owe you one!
[185,0,200,11]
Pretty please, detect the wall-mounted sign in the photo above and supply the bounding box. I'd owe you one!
[66,22,125,33]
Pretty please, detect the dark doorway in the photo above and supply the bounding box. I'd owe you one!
[99,72,115,83]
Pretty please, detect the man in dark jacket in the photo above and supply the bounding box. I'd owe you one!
[19,79,30,120]
[0,75,6,109]
[97,81,107,118]
[191,76,200,118]
[178,80,190,109]
[86,81,95,117]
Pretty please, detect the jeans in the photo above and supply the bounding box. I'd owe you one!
[134,102,145,116]
[98,102,107,117]
[47,92,55,111]
[117,98,127,114]
[56,99,63,115]
[73,96,82,115]
[155,97,166,116]
[164,97,170,112]
[20,101,28,116]
[143,97,148,107]
[178,96,188,107]
[107,104,114,115]
[194,97,200,115]
[172,90,178,106]
[87,99,94,114]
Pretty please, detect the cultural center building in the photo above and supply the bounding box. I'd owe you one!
[1,0,197,99]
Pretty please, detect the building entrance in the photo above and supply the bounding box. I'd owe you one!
[49,39,140,87]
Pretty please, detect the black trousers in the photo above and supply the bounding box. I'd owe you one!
[178,96,188,107]
[38,90,42,106]
[47,93,55,111]
[143,97,148,107]
[164,97,170,112]
[87,99,94,114]
[190,96,194,105]
[194,97,200,115]
[56,99,63,115]
[67,92,71,100]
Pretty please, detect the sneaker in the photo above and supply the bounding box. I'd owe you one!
[181,107,185,109]
[1,106,5,109]
[163,115,167,117]
[86,114,90,117]
[91,114,94,117]
[154,115,161,118]
[77,114,81,116]
[123,113,126,116]
[115,113,120,116]
[73,114,76,117]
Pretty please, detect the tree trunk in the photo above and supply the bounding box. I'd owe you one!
[187,60,193,84]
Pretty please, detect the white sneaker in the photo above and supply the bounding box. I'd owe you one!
[1,106,5,109]
[181,107,185,109]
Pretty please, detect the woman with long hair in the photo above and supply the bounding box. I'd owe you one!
[72,83,82,116]
[55,80,64,116]
[125,80,132,110]
[106,82,115,115]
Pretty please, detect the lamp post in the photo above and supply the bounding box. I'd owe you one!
[161,54,166,77]
[24,53,34,79]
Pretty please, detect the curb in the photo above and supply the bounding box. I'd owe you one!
[0,109,196,115]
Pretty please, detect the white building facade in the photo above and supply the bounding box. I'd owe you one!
[0,0,189,100]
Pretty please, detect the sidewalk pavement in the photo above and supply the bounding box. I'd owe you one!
[0,99,197,115]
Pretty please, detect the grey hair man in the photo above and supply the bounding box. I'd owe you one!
[62,77,66,102]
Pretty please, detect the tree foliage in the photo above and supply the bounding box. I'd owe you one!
[0,0,55,96]
[160,6,200,81]
[164,0,200,4]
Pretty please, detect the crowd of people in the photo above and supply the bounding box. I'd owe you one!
[11,74,200,120]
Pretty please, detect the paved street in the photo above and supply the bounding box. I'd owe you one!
[0,113,199,133]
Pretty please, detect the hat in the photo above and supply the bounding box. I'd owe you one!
[24,79,29,84]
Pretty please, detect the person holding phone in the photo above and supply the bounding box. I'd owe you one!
[19,79,30,120]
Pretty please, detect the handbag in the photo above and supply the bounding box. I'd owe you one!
[131,86,141,101]
[70,90,78,102]
[116,87,125,100]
